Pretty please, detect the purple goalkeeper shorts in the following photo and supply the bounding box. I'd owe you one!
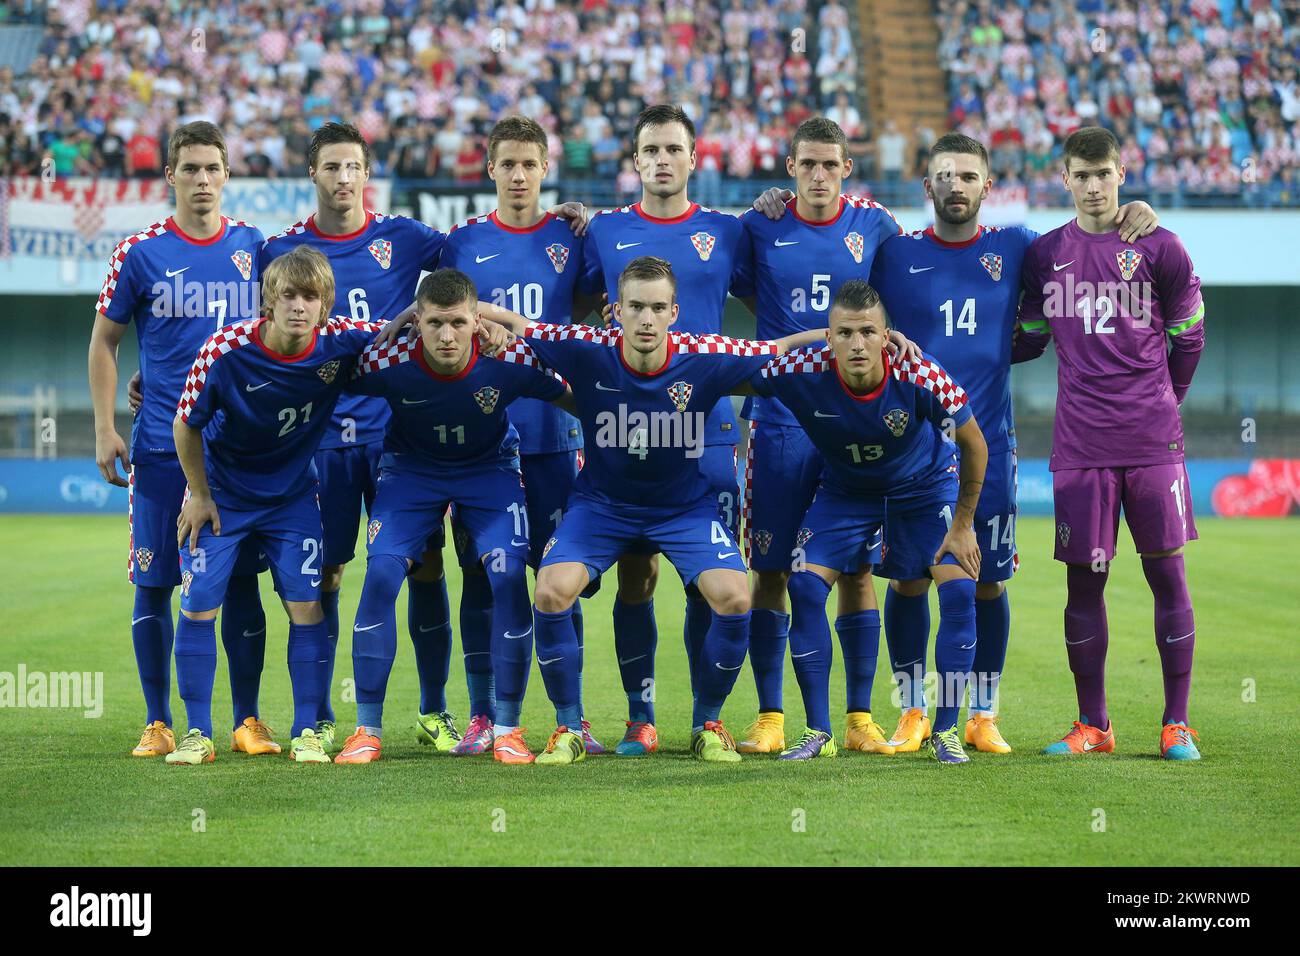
[1052,462,1198,564]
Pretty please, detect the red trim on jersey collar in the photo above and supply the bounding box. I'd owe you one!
[833,348,890,401]
[489,210,555,233]
[788,195,846,226]
[166,216,227,246]
[618,333,673,377]
[416,335,479,381]
[253,316,320,363]
[632,201,699,225]
[306,210,375,241]
[923,224,984,248]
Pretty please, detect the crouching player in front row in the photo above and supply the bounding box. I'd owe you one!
[169,246,383,764]
[751,280,988,763]
[484,256,829,764]
[334,268,575,765]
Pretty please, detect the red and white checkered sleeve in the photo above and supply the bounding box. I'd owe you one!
[523,321,615,345]
[353,338,413,379]
[759,345,834,378]
[675,332,784,356]
[176,323,255,423]
[897,355,969,416]
[498,340,568,385]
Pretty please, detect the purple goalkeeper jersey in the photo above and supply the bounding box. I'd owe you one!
[1018,221,1205,472]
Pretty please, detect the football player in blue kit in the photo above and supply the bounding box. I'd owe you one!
[333,268,576,765]
[733,117,904,756]
[578,105,758,756]
[437,116,607,758]
[258,122,455,753]
[167,246,383,765]
[481,256,828,765]
[88,121,273,759]
[869,133,1159,754]
[750,280,988,764]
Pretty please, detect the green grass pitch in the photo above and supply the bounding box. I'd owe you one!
[0,514,1295,866]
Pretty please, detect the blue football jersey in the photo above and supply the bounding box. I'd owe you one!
[579,202,753,446]
[522,323,779,507]
[440,210,583,456]
[752,346,973,500]
[737,195,902,427]
[177,316,381,507]
[259,211,445,450]
[97,216,265,462]
[347,336,567,471]
[870,224,1034,454]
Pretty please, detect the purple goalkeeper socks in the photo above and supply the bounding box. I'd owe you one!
[1064,564,1110,729]
[1142,554,1196,725]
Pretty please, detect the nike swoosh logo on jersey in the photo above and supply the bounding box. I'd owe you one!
[475,253,500,263]
[354,622,385,632]
[538,656,563,665]
[1165,632,1194,644]
[791,650,818,659]
[717,551,737,560]
[814,411,839,418]
[1053,260,1076,271]
[165,267,190,277]
[1065,636,1095,645]
[615,241,642,250]
[997,555,1015,567]
[908,265,935,273]
[715,662,743,671]
[401,398,429,405]
[510,539,529,547]
[774,239,799,247]
[618,654,647,665]
[245,382,271,391]
[504,627,532,640]
[131,615,155,625]
[594,381,621,392]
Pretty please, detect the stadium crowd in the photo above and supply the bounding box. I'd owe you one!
[937,0,1300,203]
[0,0,1297,205]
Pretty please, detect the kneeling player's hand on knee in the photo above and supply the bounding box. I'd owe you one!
[934,525,981,580]
[177,495,221,554]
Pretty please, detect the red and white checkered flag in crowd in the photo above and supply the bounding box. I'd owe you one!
[72,188,107,246]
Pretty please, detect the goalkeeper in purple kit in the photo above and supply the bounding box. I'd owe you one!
[1016,127,1206,761]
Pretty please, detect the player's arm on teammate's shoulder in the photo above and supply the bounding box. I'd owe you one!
[773,328,830,353]
[1114,200,1159,244]
[752,187,794,220]
[88,312,133,487]
[547,383,578,416]
[548,200,589,236]
[172,415,220,554]
[935,416,988,579]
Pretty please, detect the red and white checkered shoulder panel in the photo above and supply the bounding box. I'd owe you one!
[497,340,568,385]
[265,219,310,243]
[448,212,492,234]
[95,219,169,315]
[322,315,383,335]
[523,322,617,345]
[671,332,781,356]
[176,319,261,421]
[845,194,903,235]
[759,345,833,377]
[355,337,419,378]
[892,354,968,415]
